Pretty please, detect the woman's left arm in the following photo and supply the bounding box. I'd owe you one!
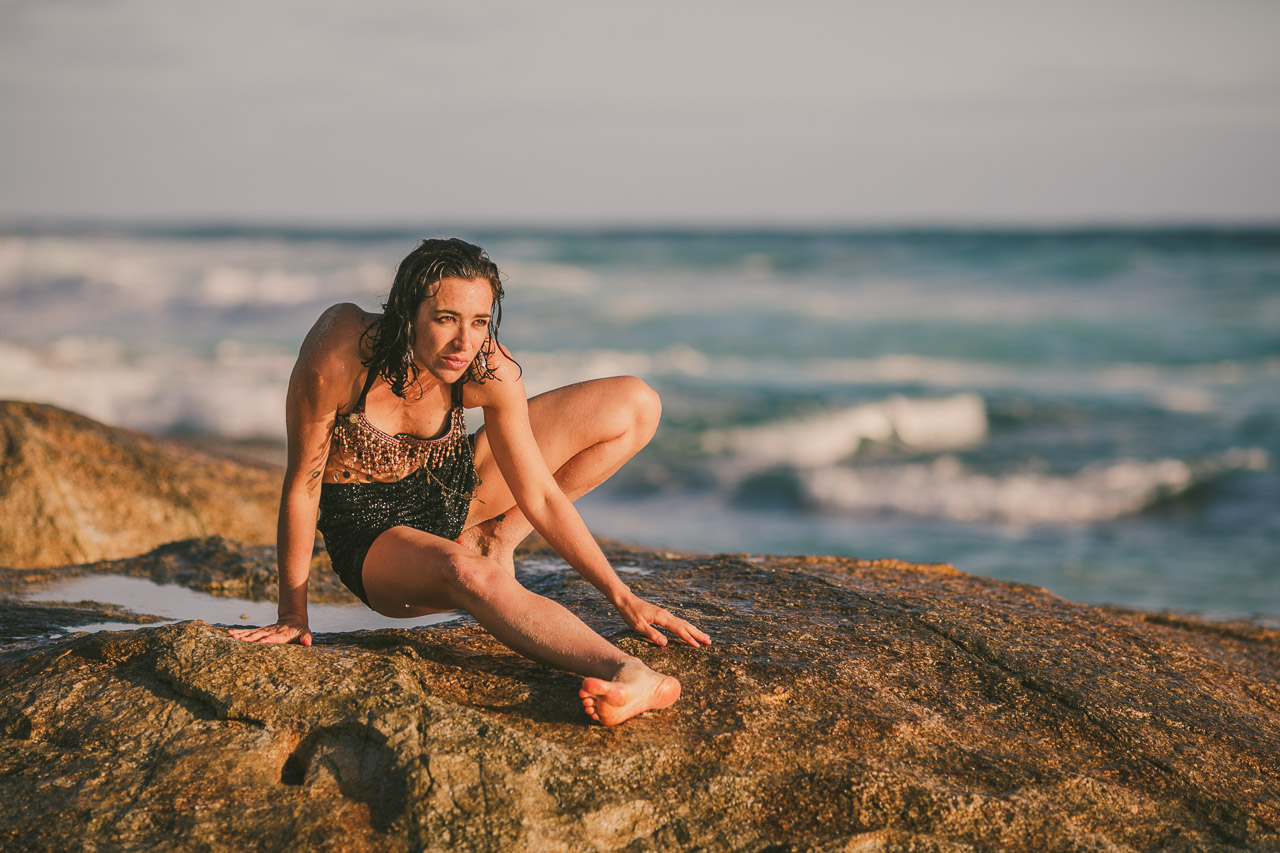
[477,370,710,648]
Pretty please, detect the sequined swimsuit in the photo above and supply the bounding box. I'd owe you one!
[317,370,477,605]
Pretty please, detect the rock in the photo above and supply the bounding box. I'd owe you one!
[0,600,162,645]
[2,551,1278,851]
[0,401,281,568]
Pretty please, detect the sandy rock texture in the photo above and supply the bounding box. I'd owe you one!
[0,401,281,568]
[2,550,1278,852]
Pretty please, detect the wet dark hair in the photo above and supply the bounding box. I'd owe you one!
[362,237,508,397]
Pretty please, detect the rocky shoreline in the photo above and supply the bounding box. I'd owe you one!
[2,402,1278,851]
[4,546,1279,852]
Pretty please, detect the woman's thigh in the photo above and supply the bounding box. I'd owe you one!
[361,525,474,618]
[466,376,655,524]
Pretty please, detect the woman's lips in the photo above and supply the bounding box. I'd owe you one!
[441,355,470,370]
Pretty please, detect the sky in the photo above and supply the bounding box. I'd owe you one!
[1,0,1278,226]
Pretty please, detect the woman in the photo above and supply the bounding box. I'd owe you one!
[229,238,709,726]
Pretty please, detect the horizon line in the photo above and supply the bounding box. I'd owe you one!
[4,215,1280,239]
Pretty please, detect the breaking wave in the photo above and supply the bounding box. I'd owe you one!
[800,449,1270,524]
[517,346,1280,414]
[702,394,988,468]
[0,339,292,439]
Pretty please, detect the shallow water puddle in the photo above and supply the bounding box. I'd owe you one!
[26,575,461,634]
[519,557,651,576]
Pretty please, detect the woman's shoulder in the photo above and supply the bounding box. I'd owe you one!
[306,302,376,350]
[293,304,377,395]
[313,302,377,341]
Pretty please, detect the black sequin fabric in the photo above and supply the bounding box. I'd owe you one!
[318,433,477,605]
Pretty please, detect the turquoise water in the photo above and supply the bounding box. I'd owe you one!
[1,226,1276,616]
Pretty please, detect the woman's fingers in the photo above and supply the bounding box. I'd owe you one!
[651,609,712,647]
[628,612,664,646]
[675,621,711,647]
[228,626,271,641]
[671,623,699,647]
[688,622,712,646]
[621,599,711,648]
[669,617,710,647]
[227,623,311,646]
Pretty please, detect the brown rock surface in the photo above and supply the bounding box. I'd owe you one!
[0,401,281,568]
[2,550,1278,852]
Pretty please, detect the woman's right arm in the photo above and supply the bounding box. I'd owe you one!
[264,379,334,645]
[230,306,363,646]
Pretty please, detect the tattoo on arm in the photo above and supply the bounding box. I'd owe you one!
[310,471,321,479]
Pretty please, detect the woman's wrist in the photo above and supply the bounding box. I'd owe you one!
[606,584,635,608]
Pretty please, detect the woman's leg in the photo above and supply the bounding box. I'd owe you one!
[361,528,679,725]
[458,375,660,572]
[365,376,673,724]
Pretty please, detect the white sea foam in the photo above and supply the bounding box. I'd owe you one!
[801,449,1270,524]
[5,325,1274,444]
[0,235,394,310]
[500,261,596,293]
[198,266,320,307]
[0,338,292,439]
[518,347,712,396]
[517,346,1278,416]
[702,394,988,468]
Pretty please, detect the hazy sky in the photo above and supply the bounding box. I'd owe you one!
[2,0,1278,225]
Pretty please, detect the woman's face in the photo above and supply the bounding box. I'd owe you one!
[411,276,494,383]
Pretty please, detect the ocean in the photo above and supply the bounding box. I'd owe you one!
[2,225,1277,618]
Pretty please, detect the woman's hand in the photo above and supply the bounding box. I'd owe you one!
[228,616,313,647]
[615,593,711,648]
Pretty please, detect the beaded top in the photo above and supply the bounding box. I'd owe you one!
[327,370,470,483]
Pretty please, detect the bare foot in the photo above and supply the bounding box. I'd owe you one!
[455,516,521,575]
[578,661,682,726]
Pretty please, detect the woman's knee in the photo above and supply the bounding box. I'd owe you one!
[616,376,661,443]
[439,550,507,602]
